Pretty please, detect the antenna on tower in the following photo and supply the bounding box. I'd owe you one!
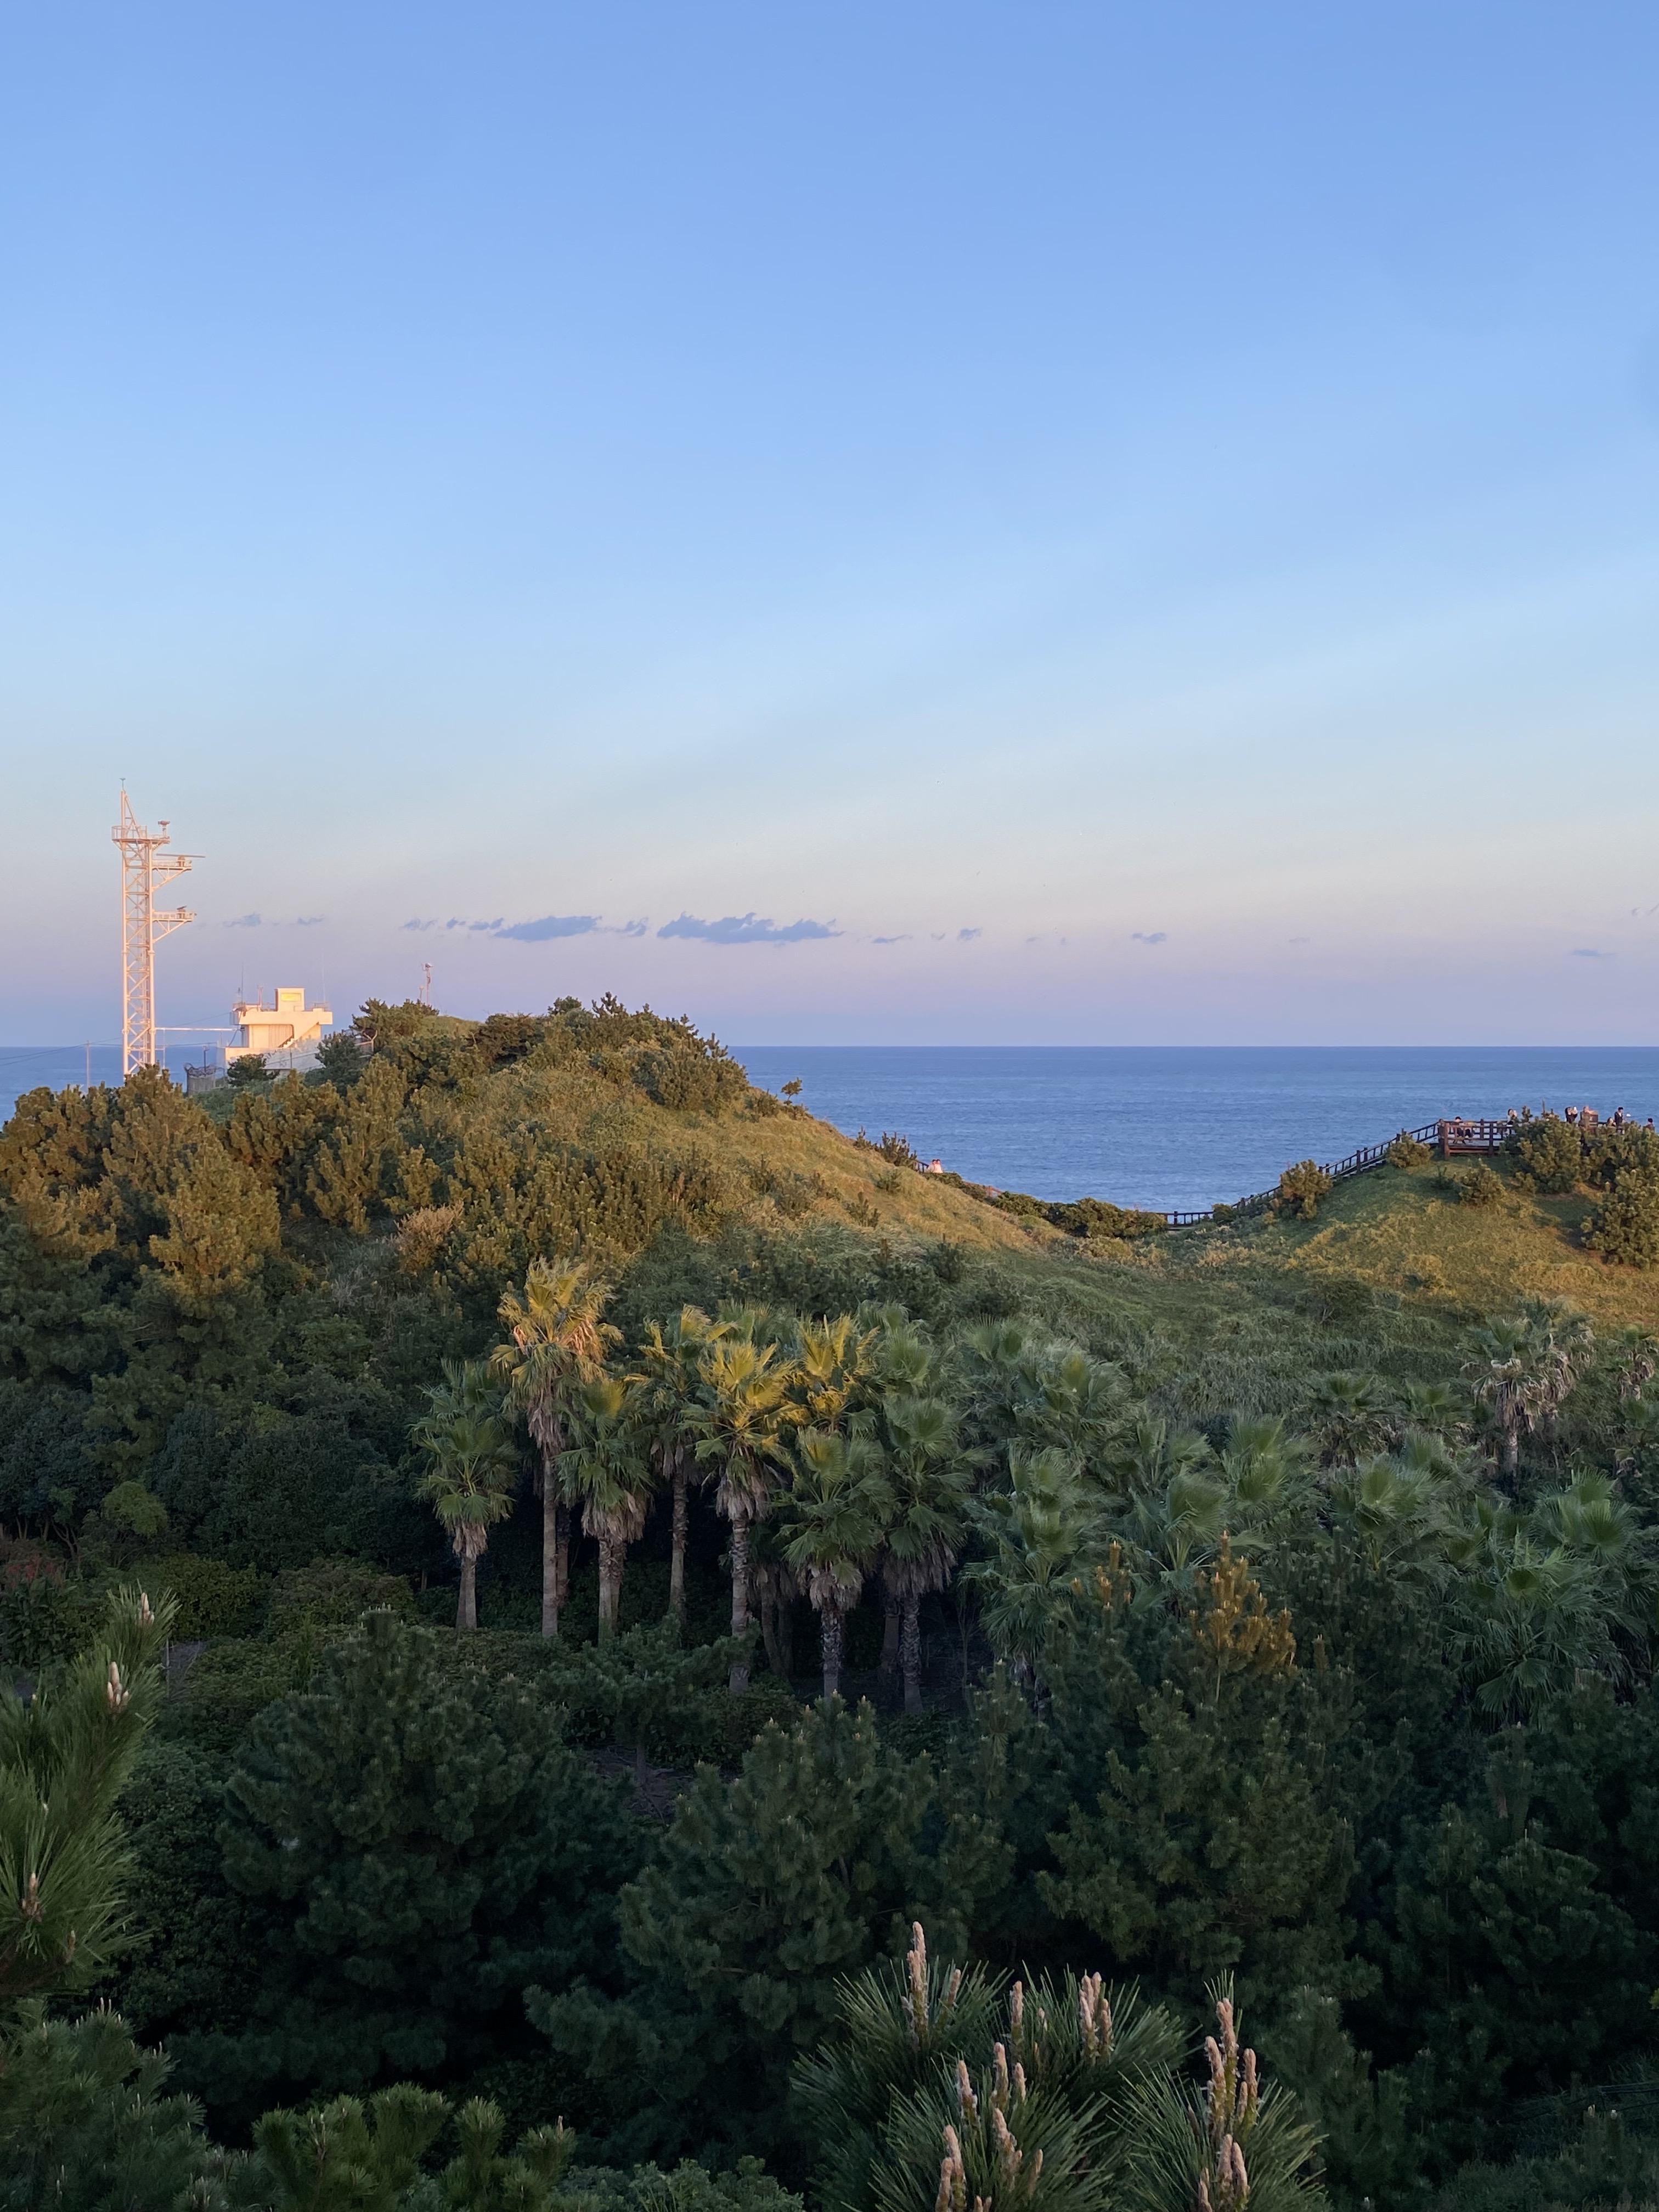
[111,792,199,1078]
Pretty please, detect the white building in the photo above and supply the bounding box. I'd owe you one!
[225,986,334,1073]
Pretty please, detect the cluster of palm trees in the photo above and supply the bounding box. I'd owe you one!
[413,1260,977,1709]
[413,1267,1659,1722]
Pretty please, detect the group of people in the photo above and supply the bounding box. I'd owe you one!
[1508,1102,1655,1130]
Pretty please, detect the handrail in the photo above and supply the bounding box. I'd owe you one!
[1158,1115,1509,1228]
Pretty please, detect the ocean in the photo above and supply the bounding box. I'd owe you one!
[5,1043,1657,1214]
[732,1046,1659,1211]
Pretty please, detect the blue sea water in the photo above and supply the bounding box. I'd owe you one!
[7,1043,1658,1216]
[732,1047,1659,1212]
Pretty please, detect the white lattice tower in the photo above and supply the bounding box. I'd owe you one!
[111,792,198,1077]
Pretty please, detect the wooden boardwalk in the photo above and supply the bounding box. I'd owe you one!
[1161,1115,1514,1229]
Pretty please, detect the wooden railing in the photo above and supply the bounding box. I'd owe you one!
[1159,1115,1511,1228]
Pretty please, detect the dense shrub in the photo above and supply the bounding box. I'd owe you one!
[1507,1113,1584,1193]
[146,1554,266,1638]
[1457,1161,1504,1208]
[1387,1131,1432,1169]
[1277,1160,1334,1219]
[1586,1180,1659,1269]
[178,1613,644,2119]
[1583,1122,1659,1190]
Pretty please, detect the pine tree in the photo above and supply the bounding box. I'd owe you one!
[0,1582,171,2004]
[196,1612,643,2113]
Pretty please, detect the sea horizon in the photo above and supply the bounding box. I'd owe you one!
[8,1039,1659,1212]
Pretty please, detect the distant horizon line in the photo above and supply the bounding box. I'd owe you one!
[7,1041,1659,1057]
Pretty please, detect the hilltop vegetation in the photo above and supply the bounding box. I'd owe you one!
[10,1009,1659,2211]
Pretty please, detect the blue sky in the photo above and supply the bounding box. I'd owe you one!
[3,2,1658,1045]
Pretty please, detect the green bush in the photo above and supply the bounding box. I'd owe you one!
[1586,1180,1659,1269]
[1277,1159,1334,1219]
[1508,1113,1584,1193]
[1457,1161,1504,1209]
[1584,1122,1659,1190]
[147,1554,266,1639]
[1387,1131,1432,1169]
[158,1630,321,1756]
[265,1557,413,1633]
[0,1571,109,1672]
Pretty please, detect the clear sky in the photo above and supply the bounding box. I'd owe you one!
[3,2,1657,1046]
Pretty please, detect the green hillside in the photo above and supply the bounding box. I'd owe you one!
[11,1006,1659,2211]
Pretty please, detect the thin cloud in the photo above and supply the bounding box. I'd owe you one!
[615,919,648,938]
[957,927,981,943]
[657,912,839,945]
[1131,930,1169,945]
[872,934,911,946]
[1570,947,1609,960]
[495,914,602,942]
[295,915,326,927]
[224,913,262,929]
[403,918,438,932]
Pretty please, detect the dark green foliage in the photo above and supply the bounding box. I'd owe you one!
[0,1378,101,1540]
[472,1013,547,1070]
[353,998,439,1051]
[1049,1198,1169,1242]
[227,1053,271,1090]
[0,1583,173,2002]
[1277,1161,1334,1220]
[531,1699,1001,2166]
[1587,1178,1659,1268]
[566,2157,804,2212]
[148,1398,420,1573]
[99,1738,256,2047]
[184,1613,643,2118]
[146,1552,266,1637]
[1507,1113,1585,1194]
[0,1564,109,1669]
[315,1029,370,1088]
[1039,1555,1355,2018]
[1386,1133,1432,1169]
[0,2005,216,2212]
[1457,1161,1504,1209]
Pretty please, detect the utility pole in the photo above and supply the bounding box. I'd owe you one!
[112,792,198,1078]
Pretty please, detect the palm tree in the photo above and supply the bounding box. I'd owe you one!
[413,1361,520,1632]
[1395,1379,1468,1444]
[688,1335,798,1690]
[782,1429,893,1700]
[638,1306,730,1628]
[967,1445,1100,1689]
[563,1372,655,1640]
[787,1313,880,1432]
[493,1257,620,1638]
[1518,1300,1596,1431]
[1463,1318,1543,1478]
[1304,1373,1395,1469]
[1217,1415,1314,1551]
[750,1514,802,1683]
[879,1393,974,1713]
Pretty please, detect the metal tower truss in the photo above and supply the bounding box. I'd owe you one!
[112,792,198,1077]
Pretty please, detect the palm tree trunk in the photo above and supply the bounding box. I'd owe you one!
[879,1590,901,1687]
[458,1546,478,1633]
[1502,1421,1519,1478]
[555,1502,572,1617]
[759,1584,785,1679]
[669,1459,689,1629]
[540,1463,559,1638]
[729,1513,752,1692]
[901,1591,924,1714]
[597,1531,620,1640]
[778,1593,794,1680]
[821,1604,844,1701]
